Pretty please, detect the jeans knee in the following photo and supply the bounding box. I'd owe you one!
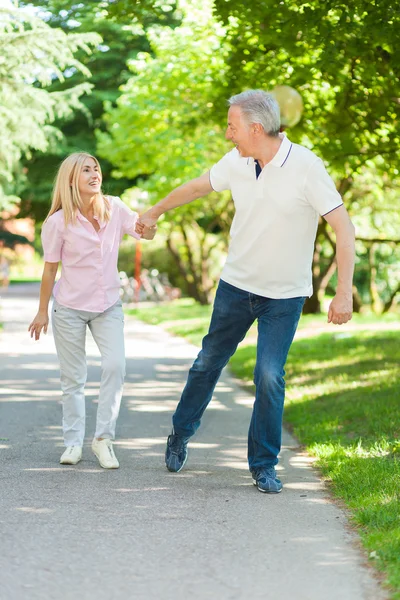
[192,350,225,374]
[254,365,284,392]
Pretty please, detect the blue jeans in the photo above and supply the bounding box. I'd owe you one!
[172,279,305,471]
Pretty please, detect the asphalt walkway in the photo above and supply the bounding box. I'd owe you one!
[0,285,387,600]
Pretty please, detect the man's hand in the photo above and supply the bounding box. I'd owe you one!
[327,292,353,325]
[139,210,159,228]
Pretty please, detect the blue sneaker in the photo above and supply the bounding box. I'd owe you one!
[252,467,282,493]
[165,430,189,472]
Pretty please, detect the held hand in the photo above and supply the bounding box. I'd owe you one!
[142,224,157,240]
[138,210,159,229]
[135,220,145,236]
[28,312,49,341]
[327,292,353,325]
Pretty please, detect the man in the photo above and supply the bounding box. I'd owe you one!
[136,90,355,493]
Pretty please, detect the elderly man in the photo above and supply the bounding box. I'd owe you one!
[136,89,355,493]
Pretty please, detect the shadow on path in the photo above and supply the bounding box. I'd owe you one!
[0,290,387,600]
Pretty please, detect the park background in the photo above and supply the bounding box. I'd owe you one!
[0,0,399,597]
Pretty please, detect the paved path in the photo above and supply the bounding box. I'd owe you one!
[0,285,387,600]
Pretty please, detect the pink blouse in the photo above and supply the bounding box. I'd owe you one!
[41,196,140,312]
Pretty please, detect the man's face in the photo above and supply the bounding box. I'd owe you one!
[225,106,254,157]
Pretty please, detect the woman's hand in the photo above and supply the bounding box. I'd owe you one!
[28,311,49,341]
[135,220,145,236]
[141,225,157,240]
[135,209,159,236]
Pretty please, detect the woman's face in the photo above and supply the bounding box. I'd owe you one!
[78,157,102,199]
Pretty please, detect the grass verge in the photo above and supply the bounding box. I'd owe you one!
[230,331,400,597]
[126,298,212,346]
[9,278,41,285]
[127,298,400,597]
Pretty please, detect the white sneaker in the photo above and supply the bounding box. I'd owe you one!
[60,446,82,465]
[92,438,119,469]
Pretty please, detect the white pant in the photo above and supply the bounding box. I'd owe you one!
[52,299,125,446]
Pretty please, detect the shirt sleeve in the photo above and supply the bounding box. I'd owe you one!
[114,197,141,240]
[41,215,63,262]
[209,150,236,192]
[304,158,343,216]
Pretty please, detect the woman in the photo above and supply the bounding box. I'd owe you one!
[29,152,156,469]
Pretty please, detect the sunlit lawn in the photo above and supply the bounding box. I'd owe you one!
[127,298,400,597]
[231,331,400,597]
[126,298,212,346]
[9,278,41,284]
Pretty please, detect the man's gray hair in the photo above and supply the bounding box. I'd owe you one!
[228,90,280,136]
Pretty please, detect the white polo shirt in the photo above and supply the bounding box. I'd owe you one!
[209,135,343,298]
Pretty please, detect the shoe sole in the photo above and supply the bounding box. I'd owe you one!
[92,449,119,469]
[252,478,282,494]
[60,457,81,465]
[166,452,188,473]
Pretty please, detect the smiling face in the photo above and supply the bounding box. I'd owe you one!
[225,105,255,157]
[77,157,102,200]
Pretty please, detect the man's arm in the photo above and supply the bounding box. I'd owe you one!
[137,172,213,230]
[323,205,355,325]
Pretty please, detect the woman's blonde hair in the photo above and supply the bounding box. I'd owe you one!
[45,152,110,225]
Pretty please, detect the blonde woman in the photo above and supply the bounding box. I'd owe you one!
[29,153,156,469]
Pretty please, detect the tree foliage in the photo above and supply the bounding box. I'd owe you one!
[15,0,180,221]
[97,0,400,308]
[0,5,100,210]
[98,0,232,303]
[211,0,400,311]
[213,0,400,174]
[6,0,398,310]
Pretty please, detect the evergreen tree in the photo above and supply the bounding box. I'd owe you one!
[17,0,180,221]
[0,5,100,210]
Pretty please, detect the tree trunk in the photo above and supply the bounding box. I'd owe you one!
[352,285,363,313]
[369,244,383,313]
[383,283,400,313]
[166,238,210,304]
[303,293,321,314]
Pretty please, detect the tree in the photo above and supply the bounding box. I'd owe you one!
[98,0,400,308]
[213,0,400,172]
[349,168,400,313]
[212,0,400,312]
[16,0,181,222]
[98,0,232,303]
[0,5,100,211]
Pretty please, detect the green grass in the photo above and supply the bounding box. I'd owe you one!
[126,298,212,346]
[231,331,400,598]
[126,298,399,345]
[128,298,400,597]
[230,332,400,599]
[9,278,41,285]
[296,333,399,593]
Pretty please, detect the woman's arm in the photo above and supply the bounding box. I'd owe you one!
[28,261,59,340]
